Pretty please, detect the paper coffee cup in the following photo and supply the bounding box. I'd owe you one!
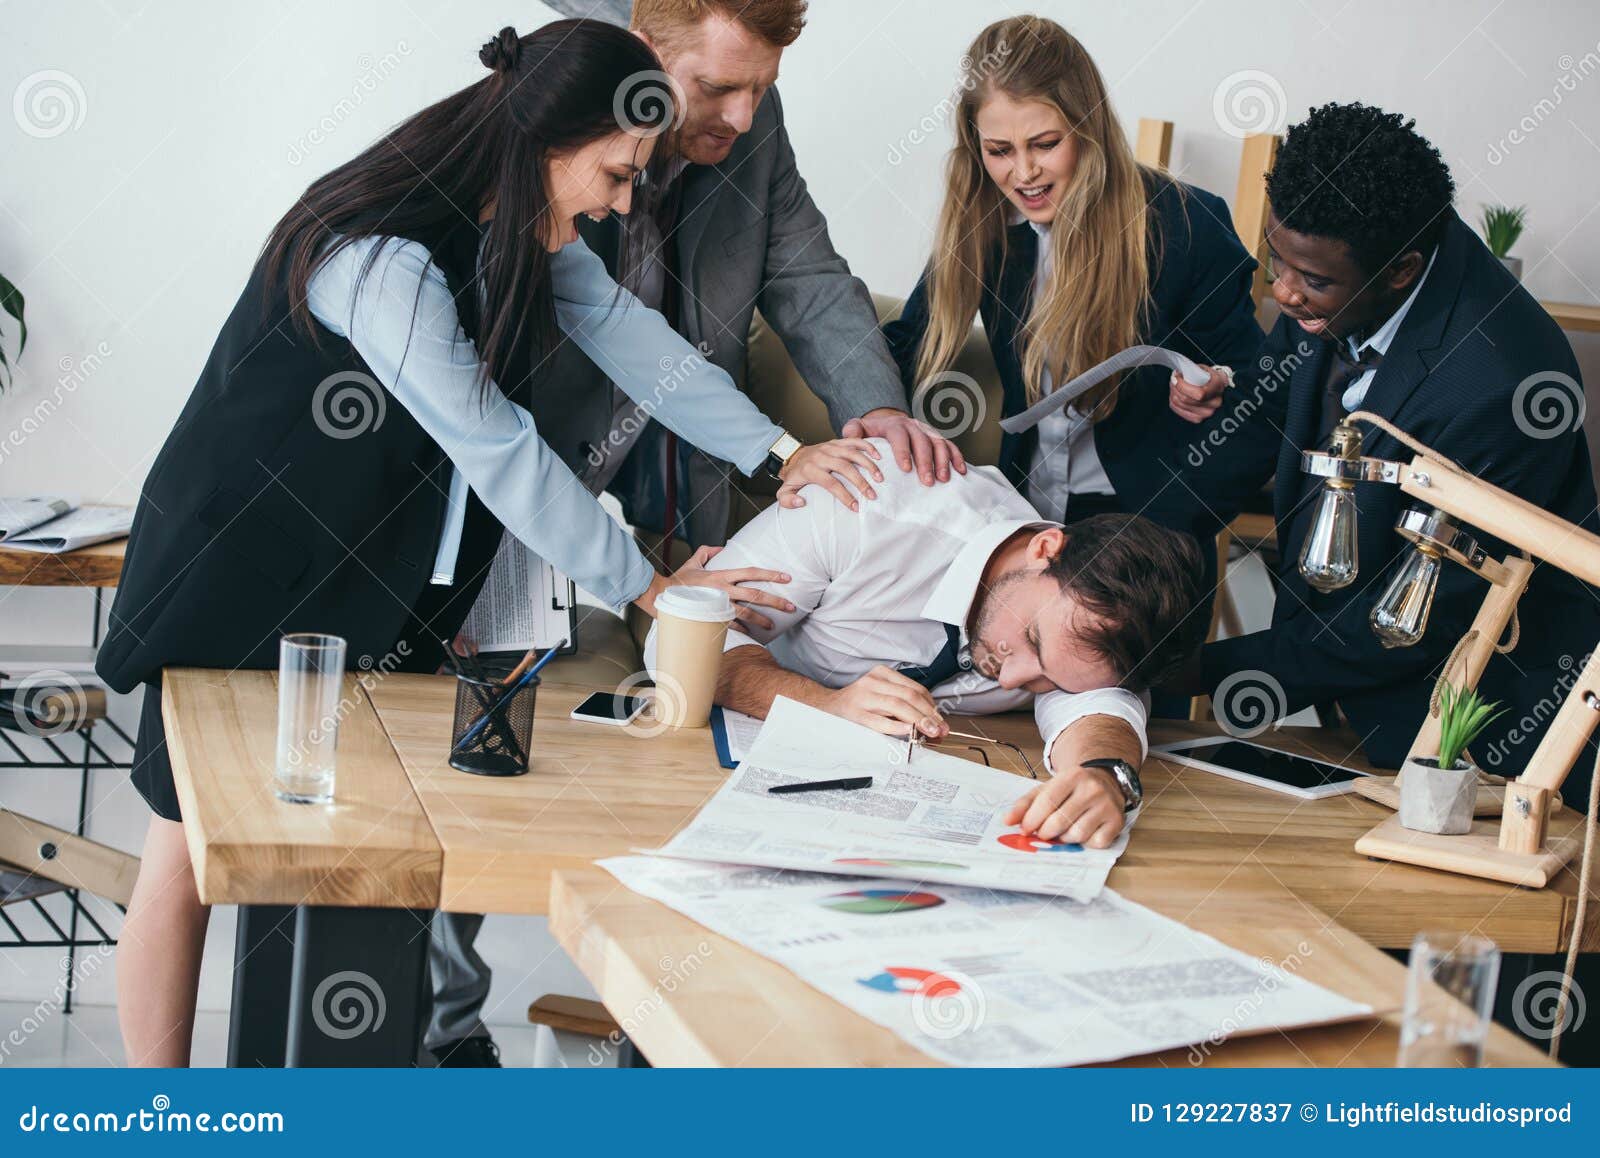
[652,586,735,728]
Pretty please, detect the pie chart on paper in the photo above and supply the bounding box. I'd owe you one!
[857,967,962,997]
[997,832,1085,853]
[821,888,945,915]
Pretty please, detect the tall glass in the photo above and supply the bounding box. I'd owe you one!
[274,633,347,804]
[1397,930,1500,1067]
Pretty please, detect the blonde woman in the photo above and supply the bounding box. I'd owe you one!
[884,16,1262,550]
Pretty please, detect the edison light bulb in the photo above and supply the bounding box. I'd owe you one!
[1298,484,1359,592]
[1370,546,1442,648]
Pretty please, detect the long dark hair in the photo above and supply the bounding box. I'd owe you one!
[263,19,672,394]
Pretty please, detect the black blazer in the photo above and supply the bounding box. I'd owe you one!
[1192,211,1600,805]
[96,220,508,694]
[882,174,1264,551]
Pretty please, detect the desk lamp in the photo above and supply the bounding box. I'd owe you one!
[1295,411,1596,889]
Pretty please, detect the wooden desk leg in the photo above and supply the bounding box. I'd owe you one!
[284,905,431,1067]
[227,904,296,1068]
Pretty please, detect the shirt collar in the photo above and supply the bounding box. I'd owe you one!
[921,518,1057,639]
[1349,246,1437,358]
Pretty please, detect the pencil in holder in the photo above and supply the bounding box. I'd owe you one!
[448,672,537,777]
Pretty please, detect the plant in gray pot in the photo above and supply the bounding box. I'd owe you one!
[1399,683,1504,835]
[0,269,23,391]
[1481,204,1527,281]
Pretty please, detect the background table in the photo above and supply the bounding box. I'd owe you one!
[162,666,1597,1066]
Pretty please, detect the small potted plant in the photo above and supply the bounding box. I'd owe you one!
[0,269,23,391]
[1481,204,1527,281]
[1399,683,1504,835]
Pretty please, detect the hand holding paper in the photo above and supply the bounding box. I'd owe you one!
[998,345,1230,434]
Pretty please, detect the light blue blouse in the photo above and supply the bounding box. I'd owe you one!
[305,234,782,611]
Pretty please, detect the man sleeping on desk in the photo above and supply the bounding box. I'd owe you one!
[644,438,1206,850]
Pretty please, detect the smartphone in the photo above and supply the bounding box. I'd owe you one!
[1152,736,1371,800]
[570,691,648,727]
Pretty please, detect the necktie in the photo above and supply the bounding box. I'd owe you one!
[898,623,966,690]
[1315,343,1384,446]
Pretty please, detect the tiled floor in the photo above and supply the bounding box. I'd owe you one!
[0,1002,584,1068]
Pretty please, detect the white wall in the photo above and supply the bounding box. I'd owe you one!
[2,0,1598,1030]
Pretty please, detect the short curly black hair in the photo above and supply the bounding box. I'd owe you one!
[1268,102,1455,276]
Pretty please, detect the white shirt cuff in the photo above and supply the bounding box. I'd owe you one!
[1034,687,1150,776]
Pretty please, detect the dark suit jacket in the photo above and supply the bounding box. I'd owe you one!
[532,87,906,547]
[881,174,1264,557]
[1191,211,1600,807]
[95,219,505,693]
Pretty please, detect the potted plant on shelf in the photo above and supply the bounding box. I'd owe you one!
[1399,683,1505,835]
[0,269,24,391]
[1481,204,1527,281]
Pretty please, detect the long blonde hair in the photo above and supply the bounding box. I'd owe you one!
[915,16,1154,418]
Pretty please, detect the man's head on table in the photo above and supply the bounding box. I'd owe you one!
[967,513,1206,700]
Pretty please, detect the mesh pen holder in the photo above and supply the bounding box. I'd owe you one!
[448,673,537,777]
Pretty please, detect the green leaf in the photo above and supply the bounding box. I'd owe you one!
[0,270,24,358]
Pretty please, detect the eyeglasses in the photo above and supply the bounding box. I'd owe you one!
[902,728,1041,780]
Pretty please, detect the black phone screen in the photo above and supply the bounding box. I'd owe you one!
[573,692,645,722]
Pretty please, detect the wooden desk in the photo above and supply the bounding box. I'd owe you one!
[1543,300,1600,334]
[549,865,1553,1067]
[163,667,1595,1065]
[0,532,126,587]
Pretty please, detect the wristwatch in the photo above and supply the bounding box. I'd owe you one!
[1082,757,1143,813]
[763,431,802,480]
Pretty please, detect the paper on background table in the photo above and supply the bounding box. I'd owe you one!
[602,855,1374,1067]
[998,345,1220,433]
[0,495,77,542]
[1,504,131,553]
[647,696,1126,902]
[710,705,764,768]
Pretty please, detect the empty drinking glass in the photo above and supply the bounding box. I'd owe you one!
[274,633,347,804]
[1398,930,1500,1067]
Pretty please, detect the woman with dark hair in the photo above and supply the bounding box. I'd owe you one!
[97,19,883,1066]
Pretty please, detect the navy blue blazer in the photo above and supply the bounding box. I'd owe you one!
[882,174,1264,552]
[1191,211,1600,806]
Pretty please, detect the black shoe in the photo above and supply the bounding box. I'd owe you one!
[432,1035,501,1068]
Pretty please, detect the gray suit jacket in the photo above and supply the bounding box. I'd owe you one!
[534,87,906,546]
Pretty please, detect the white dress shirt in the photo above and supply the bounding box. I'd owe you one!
[1022,220,1115,518]
[1339,247,1437,411]
[305,233,782,611]
[644,439,1150,770]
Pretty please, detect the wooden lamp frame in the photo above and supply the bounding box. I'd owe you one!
[1302,429,1595,886]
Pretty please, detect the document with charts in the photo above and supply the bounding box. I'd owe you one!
[646,696,1127,902]
[601,855,1373,1067]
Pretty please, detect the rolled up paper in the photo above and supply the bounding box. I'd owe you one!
[998,344,1227,434]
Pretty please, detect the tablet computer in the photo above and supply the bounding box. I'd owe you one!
[1151,736,1373,800]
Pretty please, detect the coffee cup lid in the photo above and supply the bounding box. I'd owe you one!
[657,585,736,623]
